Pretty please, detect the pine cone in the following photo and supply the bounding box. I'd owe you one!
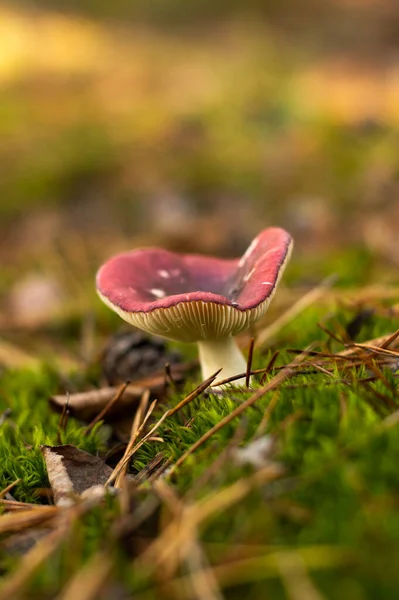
[101,329,182,385]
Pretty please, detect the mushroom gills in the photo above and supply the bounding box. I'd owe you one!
[197,337,247,384]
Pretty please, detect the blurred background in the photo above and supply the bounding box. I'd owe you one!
[0,0,398,349]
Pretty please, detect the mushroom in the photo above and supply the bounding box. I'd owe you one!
[96,227,293,385]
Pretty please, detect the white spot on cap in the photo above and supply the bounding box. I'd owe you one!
[261,281,273,285]
[158,270,170,278]
[149,288,166,298]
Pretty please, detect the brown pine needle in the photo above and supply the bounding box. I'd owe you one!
[260,350,280,385]
[338,331,399,357]
[0,507,59,535]
[380,328,399,349]
[0,499,49,511]
[0,478,22,499]
[134,545,352,599]
[55,551,114,600]
[168,350,311,476]
[0,497,111,600]
[151,480,224,599]
[183,528,225,600]
[186,422,247,500]
[106,398,158,486]
[106,370,221,486]
[168,369,222,417]
[0,528,67,600]
[211,367,269,388]
[139,464,283,571]
[316,322,346,346]
[254,390,281,438]
[83,380,131,435]
[277,551,327,600]
[246,337,255,388]
[348,343,399,358]
[115,389,151,488]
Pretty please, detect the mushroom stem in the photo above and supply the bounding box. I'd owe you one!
[197,337,247,385]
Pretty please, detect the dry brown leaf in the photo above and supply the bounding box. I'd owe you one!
[40,445,113,506]
[49,359,197,423]
[49,386,145,421]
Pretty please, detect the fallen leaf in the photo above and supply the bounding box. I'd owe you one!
[49,385,144,421]
[49,361,196,422]
[40,445,114,506]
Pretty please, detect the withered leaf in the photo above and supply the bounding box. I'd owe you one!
[49,385,145,421]
[40,445,113,506]
[49,362,195,422]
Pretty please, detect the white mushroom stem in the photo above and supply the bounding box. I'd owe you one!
[197,337,248,386]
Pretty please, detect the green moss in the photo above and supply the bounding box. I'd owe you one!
[1,304,399,597]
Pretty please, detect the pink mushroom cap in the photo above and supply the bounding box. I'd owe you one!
[96,227,293,342]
